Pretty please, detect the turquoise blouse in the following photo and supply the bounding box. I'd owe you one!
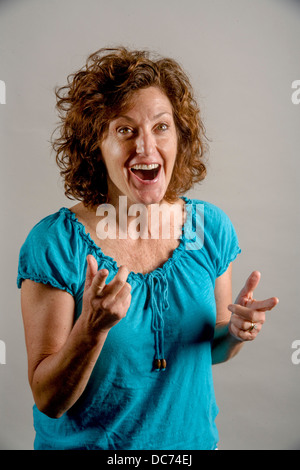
[17,197,241,450]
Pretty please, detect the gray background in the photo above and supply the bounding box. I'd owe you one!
[0,0,299,450]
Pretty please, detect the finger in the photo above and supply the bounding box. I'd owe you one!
[228,322,244,341]
[236,271,261,302]
[228,303,266,323]
[90,268,109,297]
[113,282,132,310]
[116,281,132,301]
[245,296,279,311]
[230,313,262,332]
[84,255,99,291]
[103,266,130,297]
[229,322,259,342]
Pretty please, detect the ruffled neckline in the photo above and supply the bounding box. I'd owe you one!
[60,196,193,283]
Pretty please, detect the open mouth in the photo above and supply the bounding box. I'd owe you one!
[130,163,161,182]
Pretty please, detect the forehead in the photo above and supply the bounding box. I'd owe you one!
[116,86,173,119]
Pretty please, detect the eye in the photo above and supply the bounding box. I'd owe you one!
[156,123,169,132]
[117,127,134,135]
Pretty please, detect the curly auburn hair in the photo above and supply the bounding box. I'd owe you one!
[52,47,208,207]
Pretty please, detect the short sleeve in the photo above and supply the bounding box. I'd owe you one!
[17,209,81,297]
[215,211,241,277]
[205,203,241,278]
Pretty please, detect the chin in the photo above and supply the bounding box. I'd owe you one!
[133,190,166,206]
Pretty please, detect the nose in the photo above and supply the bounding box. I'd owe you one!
[136,130,155,156]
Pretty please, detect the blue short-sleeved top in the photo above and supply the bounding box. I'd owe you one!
[17,197,241,450]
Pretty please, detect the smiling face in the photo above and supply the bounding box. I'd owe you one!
[99,87,178,206]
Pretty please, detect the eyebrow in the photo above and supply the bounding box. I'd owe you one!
[116,112,172,122]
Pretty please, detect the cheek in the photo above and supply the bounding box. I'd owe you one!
[101,138,127,169]
[164,135,178,164]
[102,145,131,188]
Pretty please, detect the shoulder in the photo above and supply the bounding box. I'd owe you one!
[18,207,83,269]
[184,197,235,230]
[182,197,241,275]
[24,208,76,244]
[183,196,227,212]
[17,208,85,296]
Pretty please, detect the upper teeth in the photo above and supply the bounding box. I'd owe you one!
[131,163,159,170]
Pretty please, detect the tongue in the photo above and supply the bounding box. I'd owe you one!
[131,168,159,181]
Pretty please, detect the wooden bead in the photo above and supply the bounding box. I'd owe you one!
[154,358,167,371]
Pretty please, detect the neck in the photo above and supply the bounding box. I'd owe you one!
[100,194,184,241]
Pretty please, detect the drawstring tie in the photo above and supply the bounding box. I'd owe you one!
[148,271,169,372]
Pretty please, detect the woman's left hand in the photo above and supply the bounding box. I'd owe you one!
[228,271,279,342]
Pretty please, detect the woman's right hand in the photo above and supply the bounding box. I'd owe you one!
[81,255,132,337]
[21,254,132,417]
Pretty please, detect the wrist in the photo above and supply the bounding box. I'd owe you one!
[73,314,109,350]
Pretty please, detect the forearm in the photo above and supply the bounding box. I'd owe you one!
[31,317,108,419]
[211,323,244,365]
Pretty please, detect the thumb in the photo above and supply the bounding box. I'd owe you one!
[235,270,261,303]
[84,255,98,291]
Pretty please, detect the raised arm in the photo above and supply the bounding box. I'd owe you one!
[21,255,131,418]
[212,264,279,364]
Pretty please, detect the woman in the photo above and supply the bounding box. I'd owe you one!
[17,47,278,450]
